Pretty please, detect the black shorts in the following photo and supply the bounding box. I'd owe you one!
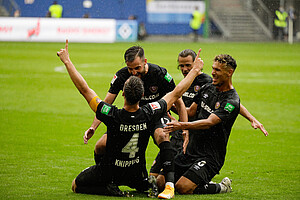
[150,131,183,174]
[174,156,217,185]
[153,112,170,130]
[75,164,149,191]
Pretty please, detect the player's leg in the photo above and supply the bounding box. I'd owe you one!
[72,164,124,196]
[176,160,229,194]
[149,152,162,178]
[94,133,107,164]
[154,127,175,199]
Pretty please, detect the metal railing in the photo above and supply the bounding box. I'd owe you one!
[242,0,273,34]
[0,0,20,16]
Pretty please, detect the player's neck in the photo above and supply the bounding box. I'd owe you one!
[123,101,139,112]
[216,80,233,92]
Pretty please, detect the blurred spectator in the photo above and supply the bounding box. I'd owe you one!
[14,9,20,17]
[189,6,204,42]
[47,1,63,18]
[128,15,147,41]
[138,22,147,41]
[274,6,288,41]
[83,13,90,18]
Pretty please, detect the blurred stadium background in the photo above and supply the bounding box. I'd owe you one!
[0,0,300,42]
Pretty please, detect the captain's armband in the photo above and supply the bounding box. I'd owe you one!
[89,96,101,112]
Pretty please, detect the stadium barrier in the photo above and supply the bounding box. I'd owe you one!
[0,17,137,43]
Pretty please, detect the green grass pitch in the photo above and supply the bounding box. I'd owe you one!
[0,41,299,199]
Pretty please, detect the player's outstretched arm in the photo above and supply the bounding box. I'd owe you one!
[240,104,268,136]
[164,113,221,133]
[57,39,99,112]
[163,49,203,110]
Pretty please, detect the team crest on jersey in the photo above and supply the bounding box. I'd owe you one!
[149,86,158,93]
[215,102,220,109]
[149,102,161,110]
[111,74,117,84]
[194,85,201,92]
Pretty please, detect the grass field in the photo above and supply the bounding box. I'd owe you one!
[0,41,299,199]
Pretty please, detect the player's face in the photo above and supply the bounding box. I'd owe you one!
[178,55,194,77]
[211,61,230,87]
[127,56,147,78]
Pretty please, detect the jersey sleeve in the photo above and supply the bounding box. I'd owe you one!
[108,69,126,94]
[160,68,176,93]
[213,99,240,122]
[95,101,115,123]
[143,99,168,121]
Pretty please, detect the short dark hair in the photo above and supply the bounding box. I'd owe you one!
[124,76,144,105]
[124,46,144,63]
[214,54,237,70]
[178,49,197,62]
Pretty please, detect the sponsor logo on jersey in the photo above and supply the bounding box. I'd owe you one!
[141,93,160,101]
[120,123,147,132]
[164,72,173,83]
[194,85,201,92]
[215,102,220,109]
[101,104,111,115]
[111,74,117,84]
[203,93,208,99]
[149,102,161,110]
[115,157,140,167]
[149,86,158,93]
[183,92,195,99]
[224,103,235,113]
[201,101,213,114]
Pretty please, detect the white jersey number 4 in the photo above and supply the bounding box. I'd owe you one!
[121,133,139,158]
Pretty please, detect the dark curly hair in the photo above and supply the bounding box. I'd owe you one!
[214,54,237,70]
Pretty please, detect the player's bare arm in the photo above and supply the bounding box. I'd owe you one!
[84,92,118,143]
[239,104,268,136]
[57,39,99,113]
[164,113,221,133]
[173,98,189,153]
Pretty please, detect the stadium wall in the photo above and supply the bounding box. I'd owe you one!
[12,0,205,35]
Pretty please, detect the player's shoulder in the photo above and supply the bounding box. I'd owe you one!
[148,63,167,74]
[142,99,167,114]
[116,66,130,75]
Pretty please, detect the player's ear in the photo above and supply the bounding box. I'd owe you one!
[227,68,234,77]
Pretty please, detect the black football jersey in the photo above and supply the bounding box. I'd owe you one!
[96,99,167,171]
[183,83,240,173]
[109,63,176,106]
[182,73,212,107]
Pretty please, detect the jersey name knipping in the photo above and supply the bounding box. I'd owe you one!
[120,123,147,132]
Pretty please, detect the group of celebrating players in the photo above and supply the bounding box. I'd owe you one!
[57,40,268,199]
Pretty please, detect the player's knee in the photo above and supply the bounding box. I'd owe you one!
[154,128,169,144]
[175,182,193,194]
[71,178,77,193]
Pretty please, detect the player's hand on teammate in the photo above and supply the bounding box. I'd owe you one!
[193,48,204,73]
[57,39,71,64]
[164,113,182,133]
[83,127,95,144]
[251,119,268,136]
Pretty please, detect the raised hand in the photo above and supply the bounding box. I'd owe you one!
[57,39,70,64]
[193,48,204,73]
